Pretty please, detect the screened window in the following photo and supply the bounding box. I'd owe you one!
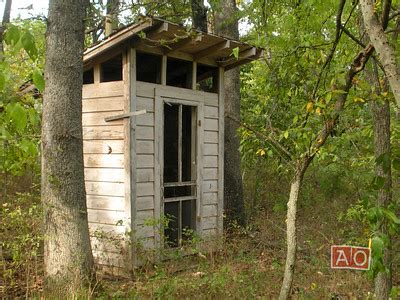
[100,54,123,82]
[163,102,197,247]
[136,52,162,84]
[83,68,94,84]
[196,64,218,93]
[166,58,192,89]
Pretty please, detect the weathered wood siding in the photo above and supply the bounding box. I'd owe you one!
[136,82,222,242]
[134,91,156,250]
[82,81,128,272]
[82,78,223,272]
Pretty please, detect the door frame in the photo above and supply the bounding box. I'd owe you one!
[154,87,204,249]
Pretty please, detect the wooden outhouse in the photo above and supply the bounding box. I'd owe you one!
[82,17,262,274]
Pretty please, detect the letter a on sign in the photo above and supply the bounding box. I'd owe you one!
[331,245,371,270]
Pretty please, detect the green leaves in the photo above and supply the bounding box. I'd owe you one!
[232,47,239,59]
[392,158,400,171]
[6,103,27,133]
[32,69,45,92]
[21,31,38,60]
[5,24,21,46]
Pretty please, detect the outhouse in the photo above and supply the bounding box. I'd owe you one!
[82,17,262,274]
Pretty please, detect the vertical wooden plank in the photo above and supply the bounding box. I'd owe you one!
[161,55,167,85]
[197,102,204,234]
[128,47,137,268]
[122,49,132,270]
[217,67,224,235]
[94,63,100,83]
[154,89,163,254]
[192,61,197,90]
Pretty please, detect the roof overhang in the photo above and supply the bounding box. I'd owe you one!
[83,17,263,70]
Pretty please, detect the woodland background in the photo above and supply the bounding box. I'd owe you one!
[0,0,399,298]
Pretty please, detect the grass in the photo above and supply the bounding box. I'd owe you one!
[1,165,399,298]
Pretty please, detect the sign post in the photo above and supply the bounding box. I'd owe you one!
[331,245,371,270]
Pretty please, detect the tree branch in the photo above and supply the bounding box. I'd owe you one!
[225,113,293,162]
[382,0,392,30]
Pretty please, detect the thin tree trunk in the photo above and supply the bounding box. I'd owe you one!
[371,98,392,299]
[42,0,93,295]
[214,0,246,227]
[368,61,393,299]
[361,7,393,296]
[360,0,400,109]
[278,44,374,299]
[279,160,310,300]
[105,0,119,37]
[0,0,12,200]
[0,0,12,51]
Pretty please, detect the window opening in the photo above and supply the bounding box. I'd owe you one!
[196,64,218,93]
[83,68,94,84]
[163,102,197,247]
[166,58,192,89]
[136,52,162,84]
[100,54,123,82]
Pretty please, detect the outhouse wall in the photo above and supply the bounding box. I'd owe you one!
[82,48,224,275]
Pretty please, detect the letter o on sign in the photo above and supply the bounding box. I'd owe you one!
[353,250,368,267]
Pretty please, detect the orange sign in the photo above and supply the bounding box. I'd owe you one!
[331,245,371,270]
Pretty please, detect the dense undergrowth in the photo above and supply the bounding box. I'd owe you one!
[1,163,399,298]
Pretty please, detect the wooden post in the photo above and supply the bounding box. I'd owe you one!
[192,61,197,90]
[161,55,167,85]
[124,47,137,270]
[217,67,224,235]
[93,64,100,83]
[154,88,163,255]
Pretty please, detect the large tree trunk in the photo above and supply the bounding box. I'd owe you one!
[191,0,207,32]
[42,0,93,294]
[214,0,246,227]
[360,0,400,109]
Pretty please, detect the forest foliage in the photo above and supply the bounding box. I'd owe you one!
[0,0,399,298]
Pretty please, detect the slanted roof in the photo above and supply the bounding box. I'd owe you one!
[83,17,263,70]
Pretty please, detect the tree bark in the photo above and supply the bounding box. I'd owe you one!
[279,160,310,300]
[371,97,393,299]
[42,0,93,294]
[0,0,12,54]
[360,0,400,109]
[361,6,394,297]
[191,0,207,32]
[214,0,246,227]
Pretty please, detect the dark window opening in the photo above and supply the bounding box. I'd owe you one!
[196,64,218,93]
[182,105,193,181]
[164,186,194,198]
[137,52,162,84]
[167,58,192,89]
[100,54,123,82]
[163,103,196,183]
[163,102,197,247]
[83,68,94,84]
[164,104,179,183]
[164,202,179,247]
[164,200,195,248]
